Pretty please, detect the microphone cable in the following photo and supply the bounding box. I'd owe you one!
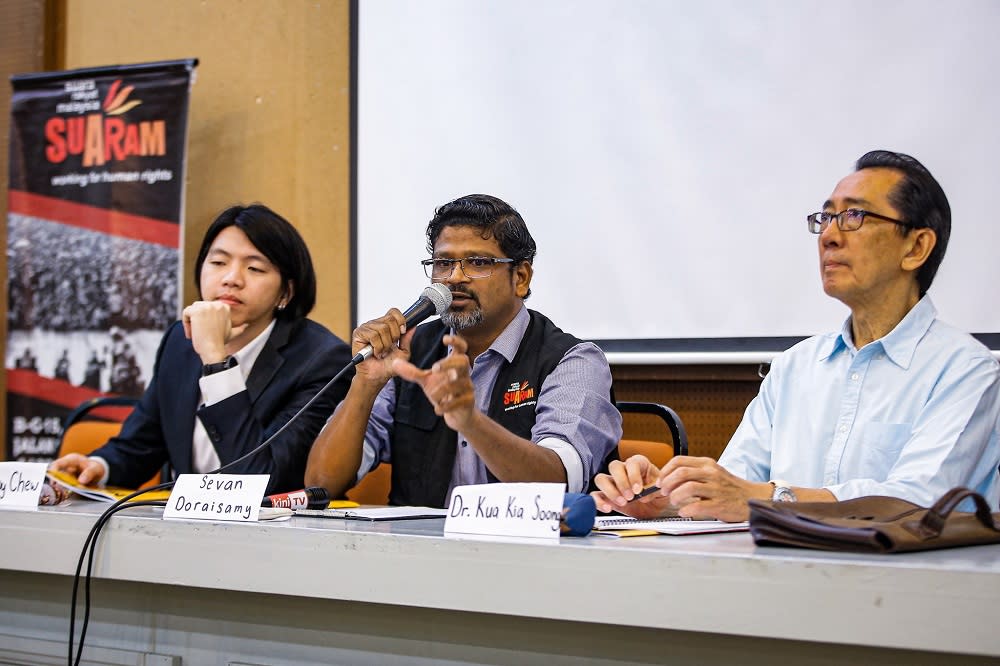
[67,357,359,665]
[68,498,166,666]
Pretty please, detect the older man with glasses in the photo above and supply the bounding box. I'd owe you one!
[594,150,1000,520]
[307,194,621,507]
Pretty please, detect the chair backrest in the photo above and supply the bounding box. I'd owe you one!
[60,421,127,459]
[57,396,161,489]
[616,401,689,467]
[618,438,674,468]
[345,462,391,505]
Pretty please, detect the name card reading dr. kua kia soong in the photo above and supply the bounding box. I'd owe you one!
[0,462,47,509]
[444,482,565,539]
[163,474,269,522]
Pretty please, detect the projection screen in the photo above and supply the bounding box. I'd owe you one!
[356,0,1000,362]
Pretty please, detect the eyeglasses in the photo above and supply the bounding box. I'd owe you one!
[806,208,910,234]
[421,256,515,280]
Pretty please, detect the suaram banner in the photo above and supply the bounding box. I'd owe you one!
[5,59,197,462]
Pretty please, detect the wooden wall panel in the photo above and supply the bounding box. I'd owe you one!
[612,364,763,460]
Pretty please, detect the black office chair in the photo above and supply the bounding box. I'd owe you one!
[615,401,689,465]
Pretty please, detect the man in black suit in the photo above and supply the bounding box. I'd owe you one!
[51,205,351,493]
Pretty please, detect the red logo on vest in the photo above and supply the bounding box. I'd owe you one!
[503,380,535,407]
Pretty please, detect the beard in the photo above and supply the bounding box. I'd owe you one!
[441,306,483,331]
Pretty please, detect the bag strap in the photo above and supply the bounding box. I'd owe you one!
[909,487,999,539]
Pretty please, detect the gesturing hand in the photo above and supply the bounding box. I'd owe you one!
[393,333,476,432]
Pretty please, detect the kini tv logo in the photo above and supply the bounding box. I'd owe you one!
[44,78,166,166]
[502,380,536,407]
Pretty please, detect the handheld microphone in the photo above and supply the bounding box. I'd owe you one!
[352,283,452,364]
[261,486,330,509]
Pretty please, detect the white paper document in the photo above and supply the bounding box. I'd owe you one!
[295,506,448,521]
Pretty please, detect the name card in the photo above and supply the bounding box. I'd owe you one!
[163,474,268,522]
[444,482,565,539]
[0,462,48,509]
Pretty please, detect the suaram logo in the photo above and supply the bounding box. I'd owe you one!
[44,79,166,166]
[502,380,535,407]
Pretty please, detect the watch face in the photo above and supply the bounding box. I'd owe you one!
[774,487,797,502]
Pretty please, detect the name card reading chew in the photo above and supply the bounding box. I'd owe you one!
[444,482,565,539]
[163,474,269,522]
[0,462,47,509]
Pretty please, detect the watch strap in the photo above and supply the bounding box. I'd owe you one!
[202,355,238,376]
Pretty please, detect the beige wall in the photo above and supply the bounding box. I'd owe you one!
[60,0,353,339]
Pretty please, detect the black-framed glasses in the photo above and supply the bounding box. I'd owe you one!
[806,208,910,234]
[421,256,515,280]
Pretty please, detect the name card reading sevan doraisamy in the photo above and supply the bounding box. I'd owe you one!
[0,462,47,509]
[444,482,565,539]
[163,474,269,522]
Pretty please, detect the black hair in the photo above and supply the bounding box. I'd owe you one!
[425,194,537,298]
[855,150,950,295]
[194,204,316,320]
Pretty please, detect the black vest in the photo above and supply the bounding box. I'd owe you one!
[389,310,583,507]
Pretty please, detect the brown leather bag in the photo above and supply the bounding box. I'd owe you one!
[748,487,1000,553]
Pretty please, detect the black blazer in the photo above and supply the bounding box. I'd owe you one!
[91,317,352,494]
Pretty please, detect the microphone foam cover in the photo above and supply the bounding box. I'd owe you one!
[423,283,452,314]
[561,492,596,536]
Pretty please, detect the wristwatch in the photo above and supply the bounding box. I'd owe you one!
[202,355,238,376]
[769,479,797,503]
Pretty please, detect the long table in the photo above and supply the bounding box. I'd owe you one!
[0,501,998,665]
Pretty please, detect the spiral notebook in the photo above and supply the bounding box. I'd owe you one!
[592,515,750,536]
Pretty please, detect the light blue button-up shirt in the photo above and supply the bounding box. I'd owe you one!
[719,297,1000,508]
